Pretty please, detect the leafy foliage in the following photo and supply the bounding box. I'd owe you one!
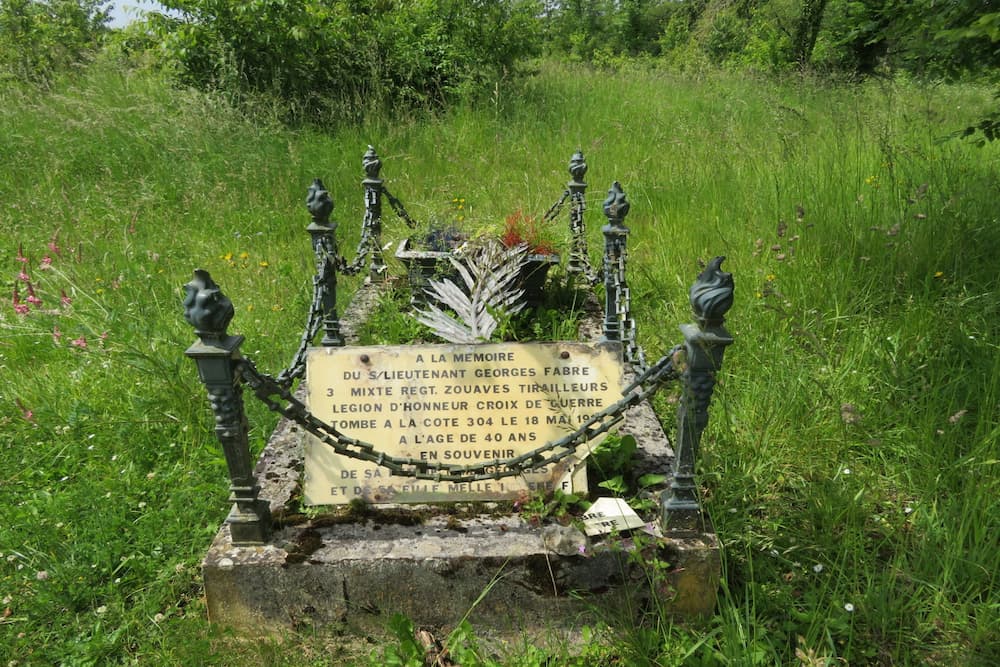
[145,0,541,121]
[0,0,110,84]
[539,1,1000,78]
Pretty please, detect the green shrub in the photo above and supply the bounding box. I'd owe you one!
[146,0,541,122]
[0,0,109,84]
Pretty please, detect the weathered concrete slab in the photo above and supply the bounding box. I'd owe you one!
[203,280,721,645]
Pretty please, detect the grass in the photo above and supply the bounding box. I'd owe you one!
[1,57,999,664]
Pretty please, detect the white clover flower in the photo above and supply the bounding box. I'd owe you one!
[844,603,855,612]
[813,563,824,573]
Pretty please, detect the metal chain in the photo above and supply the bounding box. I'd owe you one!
[382,185,417,229]
[275,237,334,386]
[339,186,417,276]
[541,189,570,225]
[612,246,647,373]
[339,195,379,276]
[238,346,681,484]
[569,191,601,285]
[276,275,325,387]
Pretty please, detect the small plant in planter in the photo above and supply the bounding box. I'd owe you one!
[499,209,561,304]
[501,209,558,255]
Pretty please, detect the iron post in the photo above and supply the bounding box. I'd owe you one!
[567,149,590,276]
[662,257,734,532]
[306,179,345,346]
[362,145,387,281]
[601,182,630,342]
[183,270,272,545]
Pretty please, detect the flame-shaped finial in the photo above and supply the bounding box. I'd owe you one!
[306,178,334,224]
[183,269,234,336]
[362,145,382,179]
[689,256,734,328]
[569,149,587,182]
[602,181,630,224]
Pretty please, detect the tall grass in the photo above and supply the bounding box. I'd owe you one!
[1,60,997,664]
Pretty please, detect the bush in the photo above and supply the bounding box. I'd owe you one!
[0,0,110,84]
[147,0,541,123]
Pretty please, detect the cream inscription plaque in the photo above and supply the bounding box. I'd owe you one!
[304,342,624,504]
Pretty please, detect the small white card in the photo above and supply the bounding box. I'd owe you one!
[580,497,647,536]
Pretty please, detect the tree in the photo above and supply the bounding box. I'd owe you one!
[0,0,110,83]
[792,0,828,65]
[147,0,541,120]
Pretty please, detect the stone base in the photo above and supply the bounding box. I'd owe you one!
[202,282,721,647]
[203,416,720,647]
[204,509,720,640]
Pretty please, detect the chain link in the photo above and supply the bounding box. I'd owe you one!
[608,239,646,373]
[275,239,333,386]
[338,185,417,276]
[541,189,570,225]
[382,185,418,229]
[569,191,601,285]
[238,346,681,483]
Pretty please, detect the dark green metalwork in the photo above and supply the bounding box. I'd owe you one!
[361,146,387,281]
[306,179,345,347]
[183,270,271,546]
[601,182,629,344]
[567,150,599,283]
[183,148,736,537]
[662,257,735,532]
[599,181,645,370]
[339,146,417,278]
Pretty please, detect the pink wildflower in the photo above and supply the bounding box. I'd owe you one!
[15,398,34,423]
[12,285,29,315]
[52,326,63,343]
[25,283,41,306]
[17,269,30,282]
[60,289,72,307]
[16,243,28,263]
[39,256,53,270]
[70,336,88,349]
[48,234,61,256]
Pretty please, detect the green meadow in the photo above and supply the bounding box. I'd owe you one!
[1,59,998,664]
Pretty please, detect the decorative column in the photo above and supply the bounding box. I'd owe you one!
[306,179,345,346]
[662,257,735,532]
[362,145,386,281]
[183,270,272,545]
[601,181,630,342]
[566,149,591,277]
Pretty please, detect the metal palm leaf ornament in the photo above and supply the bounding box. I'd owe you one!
[413,240,529,343]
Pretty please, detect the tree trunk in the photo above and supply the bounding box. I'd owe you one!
[793,0,829,67]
